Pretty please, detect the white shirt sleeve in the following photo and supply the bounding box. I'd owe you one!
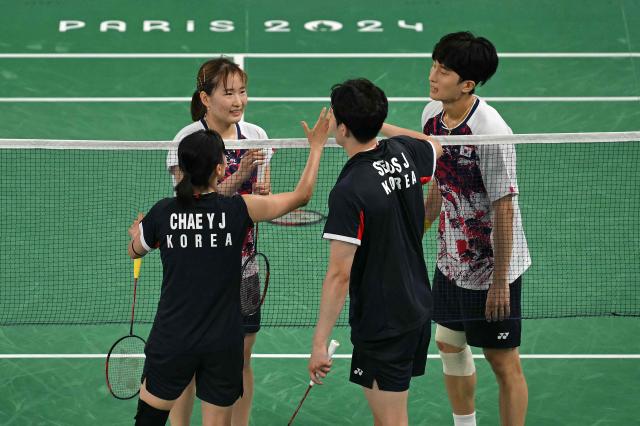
[477,143,519,203]
[166,121,206,171]
[473,107,519,203]
[240,121,268,140]
[421,101,443,129]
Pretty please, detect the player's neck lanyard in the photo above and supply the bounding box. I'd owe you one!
[193,190,216,199]
[362,141,379,152]
[442,96,477,134]
[201,117,242,140]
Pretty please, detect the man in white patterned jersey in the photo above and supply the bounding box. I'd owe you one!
[382,32,531,426]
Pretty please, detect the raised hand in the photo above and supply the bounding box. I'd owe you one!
[301,107,332,150]
[128,213,144,239]
[237,149,266,181]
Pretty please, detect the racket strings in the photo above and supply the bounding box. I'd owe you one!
[106,336,146,399]
[240,254,269,316]
[240,272,262,315]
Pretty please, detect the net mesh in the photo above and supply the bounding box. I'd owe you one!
[1,132,639,326]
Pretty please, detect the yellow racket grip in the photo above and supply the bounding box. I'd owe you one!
[133,258,142,280]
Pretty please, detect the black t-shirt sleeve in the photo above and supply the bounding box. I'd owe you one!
[139,200,164,252]
[391,136,436,182]
[323,185,364,246]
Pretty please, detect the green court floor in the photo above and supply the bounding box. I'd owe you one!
[0,0,639,424]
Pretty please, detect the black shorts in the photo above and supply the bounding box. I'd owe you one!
[432,268,522,349]
[349,321,431,392]
[242,274,261,334]
[143,342,244,406]
[243,308,260,334]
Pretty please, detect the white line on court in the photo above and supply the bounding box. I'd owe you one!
[0,52,638,59]
[0,354,638,359]
[0,96,638,103]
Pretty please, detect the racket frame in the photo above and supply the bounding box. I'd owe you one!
[240,251,271,316]
[287,340,340,425]
[105,259,146,400]
[269,209,327,226]
[105,334,147,400]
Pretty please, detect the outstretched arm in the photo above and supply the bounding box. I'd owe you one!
[381,123,443,159]
[424,181,442,232]
[242,108,331,223]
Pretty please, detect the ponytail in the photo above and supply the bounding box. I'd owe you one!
[190,90,206,122]
[175,171,195,207]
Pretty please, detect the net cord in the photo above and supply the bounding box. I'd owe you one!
[1,131,639,150]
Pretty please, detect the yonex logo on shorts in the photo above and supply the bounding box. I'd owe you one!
[353,368,363,376]
[497,332,510,340]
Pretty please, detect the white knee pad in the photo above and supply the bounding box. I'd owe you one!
[435,325,476,377]
[435,324,467,348]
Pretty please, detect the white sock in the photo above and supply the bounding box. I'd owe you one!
[453,411,476,426]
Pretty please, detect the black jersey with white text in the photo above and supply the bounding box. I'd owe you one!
[139,193,252,354]
[323,136,436,342]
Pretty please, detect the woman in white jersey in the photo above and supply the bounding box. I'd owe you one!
[166,57,269,426]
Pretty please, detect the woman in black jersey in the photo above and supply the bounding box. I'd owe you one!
[127,108,330,426]
[167,56,272,426]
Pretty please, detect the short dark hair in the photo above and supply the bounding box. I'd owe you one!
[175,129,226,206]
[432,31,498,93]
[330,78,388,143]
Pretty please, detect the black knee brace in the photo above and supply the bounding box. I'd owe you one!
[134,399,170,426]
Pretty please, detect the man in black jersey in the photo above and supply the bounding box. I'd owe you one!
[308,79,442,425]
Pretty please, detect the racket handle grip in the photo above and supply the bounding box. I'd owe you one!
[133,258,142,279]
[256,148,273,183]
[309,339,340,386]
[327,339,340,357]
